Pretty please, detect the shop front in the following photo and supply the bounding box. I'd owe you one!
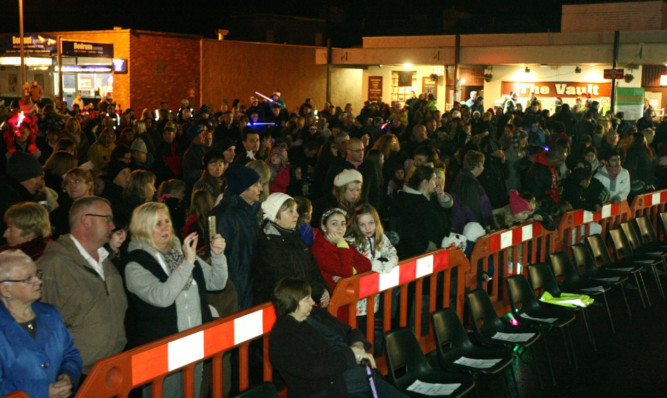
[0,33,115,108]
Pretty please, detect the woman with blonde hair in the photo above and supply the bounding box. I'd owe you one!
[1,203,53,260]
[124,202,228,398]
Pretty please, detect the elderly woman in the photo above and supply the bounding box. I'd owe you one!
[2,203,52,260]
[269,277,406,398]
[124,202,228,398]
[0,250,82,398]
[314,169,363,227]
[252,193,329,306]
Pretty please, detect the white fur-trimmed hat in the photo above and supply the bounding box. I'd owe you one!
[261,192,293,222]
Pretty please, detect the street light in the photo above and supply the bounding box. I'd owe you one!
[19,0,25,87]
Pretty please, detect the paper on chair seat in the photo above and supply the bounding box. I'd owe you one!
[517,313,558,323]
[581,286,605,293]
[633,259,657,264]
[645,252,662,256]
[491,331,536,343]
[454,356,503,368]
[407,380,461,396]
[608,267,635,272]
[594,277,621,283]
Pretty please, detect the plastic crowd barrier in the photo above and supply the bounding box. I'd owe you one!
[7,192,667,397]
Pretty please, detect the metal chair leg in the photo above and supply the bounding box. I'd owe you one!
[636,271,652,307]
[650,264,665,299]
[581,307,597,352]
[600,291,615,334]
[565,325,579,369]
[540,333,557,386]
[619,283,632,320]
[632,273,648,309]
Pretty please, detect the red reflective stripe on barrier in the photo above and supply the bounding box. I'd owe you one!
[593,210,601,221]
[433,250,449,271]
[204,320,235,356]
[574,210,584,225]
[489,234,500,252]
[611,203,620,216]
[263,307,276,331]
[512,228,523,244]
[400,260,417,284]
[132,344,169,385]
[359,273,379,298]
[645,194,653,206]
[533,222,542,237]
[662,191,667,203]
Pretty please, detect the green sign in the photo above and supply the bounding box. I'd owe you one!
[616,87,644,106]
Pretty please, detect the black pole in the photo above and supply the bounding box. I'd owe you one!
[611,30,620,115]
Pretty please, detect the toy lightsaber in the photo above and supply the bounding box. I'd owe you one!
[254,91,274,104]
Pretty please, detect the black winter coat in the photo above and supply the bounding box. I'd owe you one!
[252,221,329,305]
[211,192,259,310]
[394,190,451,259]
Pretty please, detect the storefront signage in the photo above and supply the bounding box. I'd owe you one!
[0,34,57,56]
[368,76,382,101]
[61,40,114,58]
[112,58,127,73]
[501,81,611,98]
[603,69,624,79]
[616,87,644,121]
[60,65,111,73]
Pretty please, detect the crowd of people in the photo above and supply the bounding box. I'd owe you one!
[0,85,665,397]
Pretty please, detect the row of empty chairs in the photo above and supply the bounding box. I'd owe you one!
[233,215,666,397]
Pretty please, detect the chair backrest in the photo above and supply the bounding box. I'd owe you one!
[466,289,503,336]
[571,243,597,275]
[384,327,432,389]
[528,263,562,297]
[233,382,279,398]
[432,308,473,364]
[585,234,614,267]
[549,251,582,283]
[634,215,659,244]
[506,274,541,314]
[660,212,667,241]
[620,222,642,251]
[608,228,634,261]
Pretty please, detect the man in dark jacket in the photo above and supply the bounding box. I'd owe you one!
[0,151,45,245]
[182,124,211,191]
[211,164,262,310]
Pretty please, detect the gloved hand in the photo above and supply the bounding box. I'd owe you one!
[372,258,394,274]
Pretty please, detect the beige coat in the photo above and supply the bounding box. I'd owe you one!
[37,235,128,374]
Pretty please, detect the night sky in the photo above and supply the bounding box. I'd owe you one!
[2,0,634,47]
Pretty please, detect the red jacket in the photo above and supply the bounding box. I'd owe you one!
[310,231,371,292]
[269,165,290,194]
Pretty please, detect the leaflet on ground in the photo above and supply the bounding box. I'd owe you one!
[407,380,462,396]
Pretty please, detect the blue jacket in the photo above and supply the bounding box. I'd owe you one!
[0,302,82,398]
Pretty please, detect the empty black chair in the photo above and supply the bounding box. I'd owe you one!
[609,227,664,301]
[466,289,548,388]
[585,234,650,308]
[620,221,666,299]
[233,382,279,398]
[385,327,475,397]
[571,243,632,319]
[431,308,516,396]
[528,263,596,351]
[634,215,667,251]
[506,274,578,378]
[549,251,615,333]
[660,212,667,242]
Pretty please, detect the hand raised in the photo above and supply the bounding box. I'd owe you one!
[210,233,226,255]
[182,232,199,264]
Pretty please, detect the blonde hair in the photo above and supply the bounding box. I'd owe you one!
[43,151,78,176]
[130,202,176,251]
[348,204,384,251]
[63,167,94,195]
[4,202,51,238]
[246,160,270,202]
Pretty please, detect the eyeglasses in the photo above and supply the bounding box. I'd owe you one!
[65,179,85,186]
[0,270,43,284]
[85,213,114,222]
